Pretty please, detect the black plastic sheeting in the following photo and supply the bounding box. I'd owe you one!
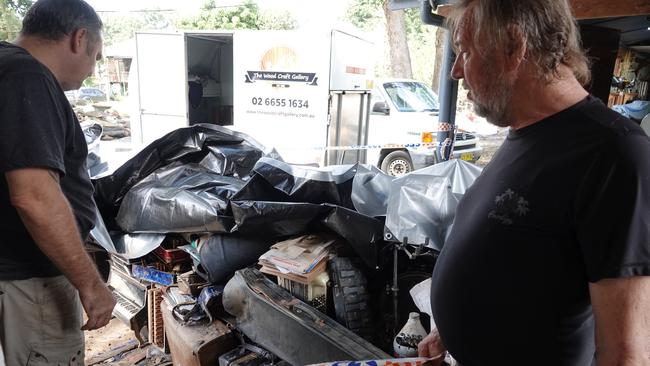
[196,234,275,285]
[232,157,357,209]
[230,201,382,268]
[93,124,270,223]
[91,124,480,271]
[116,163,243,233]
[229,158,384,268]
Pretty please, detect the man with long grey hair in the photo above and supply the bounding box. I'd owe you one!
[0,0,116,364]
[418,1,650,365]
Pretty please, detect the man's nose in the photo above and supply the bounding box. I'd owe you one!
[451,55,463,81]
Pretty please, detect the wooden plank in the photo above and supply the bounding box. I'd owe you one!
[85,339,139,365]
[570,0,650,19]
[435,1,650,20]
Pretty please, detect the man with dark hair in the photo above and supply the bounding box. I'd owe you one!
[0,0,115,364]
[418,0,650,365]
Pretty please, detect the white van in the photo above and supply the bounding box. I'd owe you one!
[367,78,482,176]
[129,31,480,175]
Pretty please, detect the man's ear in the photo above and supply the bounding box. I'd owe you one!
[505,24,527,70]
[69,28,88,55]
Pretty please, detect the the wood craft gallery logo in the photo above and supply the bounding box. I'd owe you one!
[244,45,318,86]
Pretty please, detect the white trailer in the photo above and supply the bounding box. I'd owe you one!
[129,29,375,166]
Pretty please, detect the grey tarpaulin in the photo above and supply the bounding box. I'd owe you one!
[116,163,243,233]
[421,159,482,196]
[385,159,482,250]
[82,122,108,179]
[93,124,272,222]
[385,175,457,250]
[351,164,394,217]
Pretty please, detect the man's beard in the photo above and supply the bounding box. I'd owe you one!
[470,73,513,128]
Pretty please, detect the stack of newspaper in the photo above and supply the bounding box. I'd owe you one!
[259,234,336,284]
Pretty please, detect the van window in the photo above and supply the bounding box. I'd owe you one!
[383,81,439,112]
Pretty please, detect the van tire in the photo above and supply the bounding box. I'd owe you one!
[329,257,374,342]
[381,151,413,177]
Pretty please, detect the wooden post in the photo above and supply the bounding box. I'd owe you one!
[436,0,650,20]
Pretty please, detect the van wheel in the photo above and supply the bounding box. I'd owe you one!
[329,257,374,342]
[381,151,413,177]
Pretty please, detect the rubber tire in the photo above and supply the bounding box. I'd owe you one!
[380,151,413,177]
[328,257,374,341]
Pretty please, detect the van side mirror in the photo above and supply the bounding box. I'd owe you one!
[372,101,390,115]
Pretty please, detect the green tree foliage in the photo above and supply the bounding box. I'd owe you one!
[345,0,383,31]
[6,0,31,16]
[345,0,437,85]
[177,0,296,30]
[102,11,171,47]
[0,0,33,41]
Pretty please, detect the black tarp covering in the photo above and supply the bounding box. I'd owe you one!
[196,234,275,284]
[232,157,357,209]
[229,201,382,268]
[93,124,479,270]
[93,124,268,219]
[116,163,243,233]
[229,159,384,268]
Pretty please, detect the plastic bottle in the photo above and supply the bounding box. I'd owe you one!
[393,312,428,358]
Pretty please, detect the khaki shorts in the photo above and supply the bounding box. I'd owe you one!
[0,275,84,366]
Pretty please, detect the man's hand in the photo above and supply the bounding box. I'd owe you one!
[418,328,446,366]
[79,280,116,331]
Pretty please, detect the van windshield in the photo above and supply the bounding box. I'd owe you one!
[383,81,439,112]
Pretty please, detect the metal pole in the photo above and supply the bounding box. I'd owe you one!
[392,241,401,338]
[363,92,372,164]
[356,92,366,163]
[436,31,459,162]
[335,93,344,165]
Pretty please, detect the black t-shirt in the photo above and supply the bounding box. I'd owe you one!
[0,42,96,280]
[431,96,650,366]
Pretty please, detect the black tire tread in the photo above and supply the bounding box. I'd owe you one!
[329,257,374,341]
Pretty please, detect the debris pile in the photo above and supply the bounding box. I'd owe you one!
[86,123,481,365]
[73,102,131,140]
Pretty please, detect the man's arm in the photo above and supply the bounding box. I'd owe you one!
[590,276,650,365]
[6,167,115,330]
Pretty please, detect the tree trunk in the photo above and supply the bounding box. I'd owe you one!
[431,26,446,94]
[383,0,412,79]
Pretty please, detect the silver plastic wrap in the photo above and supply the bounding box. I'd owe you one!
[116,163,244,233]
[351,164,394,217]
[385,159,482,250]
[385,175,457,249]
[89,207,165,258]
[420,158,483,195]
[110,233,166,259]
